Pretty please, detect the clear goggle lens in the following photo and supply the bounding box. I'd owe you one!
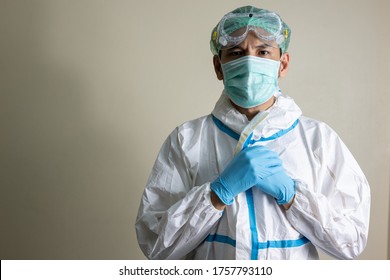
[217,12,284,49]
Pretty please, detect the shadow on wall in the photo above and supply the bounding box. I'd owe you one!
[0,1,134,259]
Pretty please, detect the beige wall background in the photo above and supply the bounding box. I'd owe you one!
[1,0,389,260]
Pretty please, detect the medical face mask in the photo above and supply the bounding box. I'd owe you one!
[221,55,280,108]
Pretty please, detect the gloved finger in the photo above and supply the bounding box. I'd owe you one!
[242,145,281,160]
[254,163,284,178]
[242,145,275,154]
[253,156,282,168]
[239,146,281,163]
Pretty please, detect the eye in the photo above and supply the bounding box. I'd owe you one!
[229,50,243,57]
[259,50,270,56]
[225,47,244,57]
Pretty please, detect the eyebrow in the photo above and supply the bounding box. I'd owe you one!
[228,43,277,52]
[255,43,278,49]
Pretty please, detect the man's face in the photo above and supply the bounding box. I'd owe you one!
[220,30,281,64]
[214,30,290,81]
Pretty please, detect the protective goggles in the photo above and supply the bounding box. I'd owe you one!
[215,12,287,50]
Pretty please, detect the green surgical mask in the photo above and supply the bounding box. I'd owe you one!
[221,56,280,108]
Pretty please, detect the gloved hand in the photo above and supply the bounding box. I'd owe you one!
[255,168,296,205]
[210,146,283,205]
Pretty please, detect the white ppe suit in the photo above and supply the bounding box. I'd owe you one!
[135,91,370,260]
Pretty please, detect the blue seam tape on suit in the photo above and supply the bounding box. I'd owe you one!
[210,114,305,259]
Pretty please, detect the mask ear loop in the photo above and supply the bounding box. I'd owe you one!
[278,51,287,79]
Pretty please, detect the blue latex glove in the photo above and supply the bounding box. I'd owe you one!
[210,146,283,205]
[255,168,296,205]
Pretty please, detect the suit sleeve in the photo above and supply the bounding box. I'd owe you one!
[135,128,223,259]
[286,125,371,259]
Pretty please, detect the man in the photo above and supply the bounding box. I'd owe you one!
[135,6,370,260]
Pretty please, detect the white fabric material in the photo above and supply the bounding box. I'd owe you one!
[135,91,371,260]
